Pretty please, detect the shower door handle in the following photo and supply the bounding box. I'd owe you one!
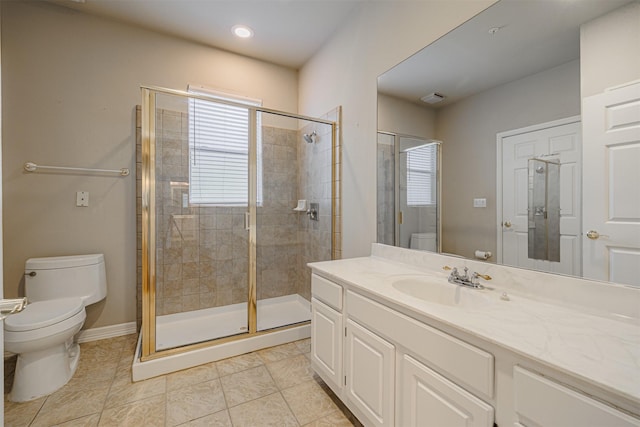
[244,212,250,231]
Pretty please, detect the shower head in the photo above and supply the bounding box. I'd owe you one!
[303,131,317,144]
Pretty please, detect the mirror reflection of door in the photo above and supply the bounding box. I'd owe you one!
[583,82,640,286]
[499,118,581,276]
[377,133,441,252]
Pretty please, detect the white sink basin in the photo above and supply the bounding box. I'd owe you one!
[392,277,494,308]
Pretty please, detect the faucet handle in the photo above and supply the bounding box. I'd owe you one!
[471,272,492,281]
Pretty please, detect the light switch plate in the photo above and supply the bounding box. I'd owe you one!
[76,191,89,207]
[473,198,487,208]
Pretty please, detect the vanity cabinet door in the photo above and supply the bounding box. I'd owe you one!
[311,298,343,393]
[345,319,395,427]
[399,354,494,427]
[514,367,640,427]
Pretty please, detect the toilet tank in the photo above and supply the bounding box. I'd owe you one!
[24,254,107,305]
[410,232,437,252]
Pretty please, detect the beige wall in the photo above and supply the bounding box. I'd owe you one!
[435,59,580,259]
[1,1,298,329]
[299,0,497,258]
[580,2,640,98]
[377,93,436,139]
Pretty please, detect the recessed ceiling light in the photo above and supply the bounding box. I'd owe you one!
[232,25,254,39]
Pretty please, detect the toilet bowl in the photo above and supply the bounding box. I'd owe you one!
[5,298,86,401]
[3,254,107,402]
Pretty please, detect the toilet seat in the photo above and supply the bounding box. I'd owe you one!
[5,297,84,332]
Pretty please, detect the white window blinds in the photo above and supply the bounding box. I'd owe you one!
[406,144,437,206]
[187,88,262,206]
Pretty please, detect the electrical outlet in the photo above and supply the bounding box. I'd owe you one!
[76,191,89,207]
[473,198,487,208]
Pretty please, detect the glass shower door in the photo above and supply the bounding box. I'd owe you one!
[146,90,250,352]
[255,113,333,331]
[398,137,440,252]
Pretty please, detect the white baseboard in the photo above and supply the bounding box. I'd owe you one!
[76,322,138,343]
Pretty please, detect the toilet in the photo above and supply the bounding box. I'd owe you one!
[410,232,437,252]
[4,254,107,402]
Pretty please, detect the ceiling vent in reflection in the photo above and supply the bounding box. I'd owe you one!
[420,92,446,104]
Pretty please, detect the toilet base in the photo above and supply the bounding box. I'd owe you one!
[9,338,81,402]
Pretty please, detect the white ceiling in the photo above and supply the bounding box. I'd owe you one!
[50,0,363,69]
[377,0,634,108]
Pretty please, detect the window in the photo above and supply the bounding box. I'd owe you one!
[187,87,262,206]
[406,143,437,206]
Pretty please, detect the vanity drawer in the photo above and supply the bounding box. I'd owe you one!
[346,290,494,399]
[514,367,640,426]
[312,274,343,311]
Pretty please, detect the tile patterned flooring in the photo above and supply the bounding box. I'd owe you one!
[4,335,362,427]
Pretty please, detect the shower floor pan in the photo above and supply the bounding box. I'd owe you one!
[155,294,311,351]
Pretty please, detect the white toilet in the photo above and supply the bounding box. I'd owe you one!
[4,254,107,402]
[410,232,437,252]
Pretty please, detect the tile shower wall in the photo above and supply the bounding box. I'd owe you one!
[376,137,395,246]
[256,126,301,301]
[295,110,338,301]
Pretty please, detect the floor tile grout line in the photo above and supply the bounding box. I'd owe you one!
[262,357,303,426]
[9,337,339,427]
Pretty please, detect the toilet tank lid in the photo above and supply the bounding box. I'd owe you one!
[26,254,104,270]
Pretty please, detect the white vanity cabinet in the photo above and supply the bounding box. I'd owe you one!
[311,298,342,391]
[311,273,494,427]
[345,318,395,427]
[311,274,344,393]
[399,354,493,427]
[310,271,639,426]
[513,367,640,427]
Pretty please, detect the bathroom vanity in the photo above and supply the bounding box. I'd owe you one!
[309,244,640,427]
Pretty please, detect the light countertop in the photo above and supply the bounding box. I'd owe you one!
[309,246,640,406]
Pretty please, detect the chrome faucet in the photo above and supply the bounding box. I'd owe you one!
[443,266,491,289]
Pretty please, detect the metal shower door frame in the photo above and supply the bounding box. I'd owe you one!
[140,85,337,361]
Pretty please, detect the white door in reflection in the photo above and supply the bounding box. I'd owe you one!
[500,119,581,276]
[583,82,640,286]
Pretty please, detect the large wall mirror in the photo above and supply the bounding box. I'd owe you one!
[377,0,640,286]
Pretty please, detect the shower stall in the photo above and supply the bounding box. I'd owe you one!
[377,132,441,252]
[134,86,340,378]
